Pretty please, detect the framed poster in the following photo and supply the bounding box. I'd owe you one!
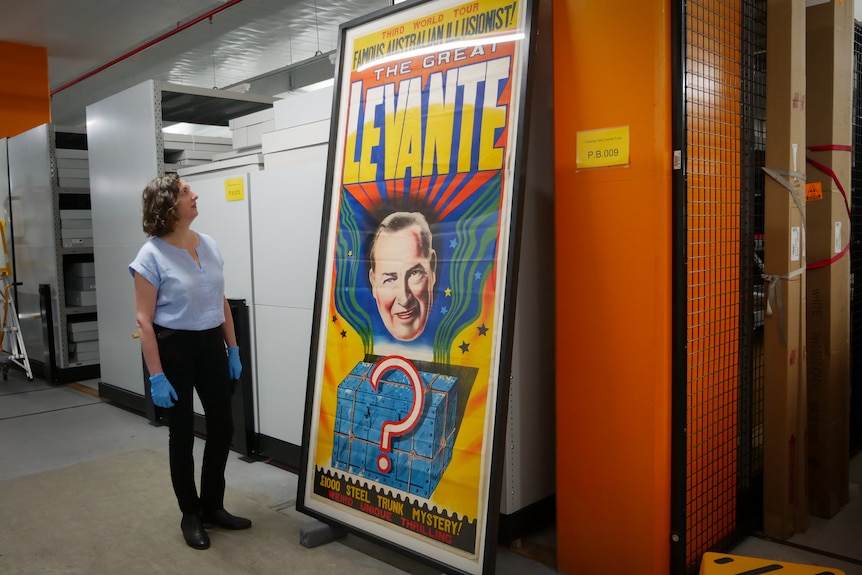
[297,0,538,573]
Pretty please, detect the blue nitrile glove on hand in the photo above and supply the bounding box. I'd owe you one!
[149,373,177,408]
[228,346,242,380]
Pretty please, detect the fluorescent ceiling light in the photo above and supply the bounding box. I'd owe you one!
[162,122,232,138]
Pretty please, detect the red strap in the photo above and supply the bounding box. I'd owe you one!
[807,144,852,152]
[804,144,852,270]
[808,242,850,270]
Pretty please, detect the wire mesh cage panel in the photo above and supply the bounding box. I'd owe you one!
[851,22,862,455]
[736,0,766,536]
[679,0,766,572]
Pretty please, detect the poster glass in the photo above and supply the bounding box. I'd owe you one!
[298,0,535,573]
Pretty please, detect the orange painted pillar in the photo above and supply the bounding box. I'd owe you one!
[553,0,673,574]
[0,41,50,138]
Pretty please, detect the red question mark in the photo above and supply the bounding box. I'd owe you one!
[370,356,425,473]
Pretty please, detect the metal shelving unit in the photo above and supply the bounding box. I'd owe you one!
[6,124,100,381]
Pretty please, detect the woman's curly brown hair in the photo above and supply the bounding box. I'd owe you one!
[141,173,181,237]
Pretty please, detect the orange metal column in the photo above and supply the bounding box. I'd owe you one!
[553,0,673,573]
[0,41,50,138]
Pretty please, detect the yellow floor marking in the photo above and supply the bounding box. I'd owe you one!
[700,552,846,575]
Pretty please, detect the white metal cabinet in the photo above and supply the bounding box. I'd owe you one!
[7,126,62,364]
[87,79,273,401]
[87,81,160,396]
[250,166,325,445]
[184,173,257,419]
[499,0,556,523]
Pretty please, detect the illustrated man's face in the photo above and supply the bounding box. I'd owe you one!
[369,225,437,342]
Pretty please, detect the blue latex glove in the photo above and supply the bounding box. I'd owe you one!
[149,373,177,408]
[228,346,242,380]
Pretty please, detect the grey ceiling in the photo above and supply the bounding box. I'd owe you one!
[0,0,389,129]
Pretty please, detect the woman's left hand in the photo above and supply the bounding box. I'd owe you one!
[227,346,242,380]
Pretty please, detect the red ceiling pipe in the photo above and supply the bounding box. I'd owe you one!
[51,0,245,96]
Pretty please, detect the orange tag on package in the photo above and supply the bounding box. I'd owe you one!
[805,182,822,201]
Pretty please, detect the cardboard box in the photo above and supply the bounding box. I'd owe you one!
[62,238,93,249]
[68,329,98,343]
[65,275,96,291]
[67,262,95,277]
[71,350,100,362]
[69,340,99,354]
[69,320,98,333]
[228,107,274,130]
[61,228,93,239]
[61,219,92,230]
[804,0,853,519]
[56,157,88,170]
[808,417,850,517]
[55,149,88,160]
[58,177,90,189]
[763,0,807,540]
[66,290,97,307]
[60,209,91,220]
[58,167,88,179]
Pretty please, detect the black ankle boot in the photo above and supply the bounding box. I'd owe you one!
[200,508,252,530]
[180,513,210,549]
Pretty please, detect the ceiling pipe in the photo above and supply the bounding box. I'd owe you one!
[50,0,246,96]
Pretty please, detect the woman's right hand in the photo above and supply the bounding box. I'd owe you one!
[149,373,178,408]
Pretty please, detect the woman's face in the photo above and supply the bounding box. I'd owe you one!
[174,178,198,224]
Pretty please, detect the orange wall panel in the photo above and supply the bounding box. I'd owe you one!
[553,1,672,574]
[0,41,50,138]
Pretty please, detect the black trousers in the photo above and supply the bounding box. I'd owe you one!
[155,325,233,515]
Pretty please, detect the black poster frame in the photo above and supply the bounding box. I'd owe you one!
[296,0,539,572]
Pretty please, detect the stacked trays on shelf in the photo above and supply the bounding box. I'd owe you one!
[65,261,98,364]
[56,148,90,189]
[60,208,93,251]
[163,134,233,172]
[67,319,99,364]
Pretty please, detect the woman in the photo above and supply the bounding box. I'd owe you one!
[130,173,251,550]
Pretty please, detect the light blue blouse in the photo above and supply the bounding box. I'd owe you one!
[129,232,225,331]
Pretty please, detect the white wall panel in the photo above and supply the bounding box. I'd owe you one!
[87,81,160,393]
[254,304,313,444]
[500,0,556,515]
[178,154,263,180]
[185,173,258,419]
[250,163,326,446]
[188,174,254,302]
[250,166,325,309]
[93,244,145,394]
[273,87,334,130]
[263,145,328,170]
[87,81,159,248]
[7,125,59,361]
[261,120,330,154]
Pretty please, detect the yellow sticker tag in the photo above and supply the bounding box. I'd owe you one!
[225,178,244,201]
[576,126,630,169]
[805,182,823,201]
[700,552,846,575]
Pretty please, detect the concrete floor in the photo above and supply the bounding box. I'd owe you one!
[1,367,860,574]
